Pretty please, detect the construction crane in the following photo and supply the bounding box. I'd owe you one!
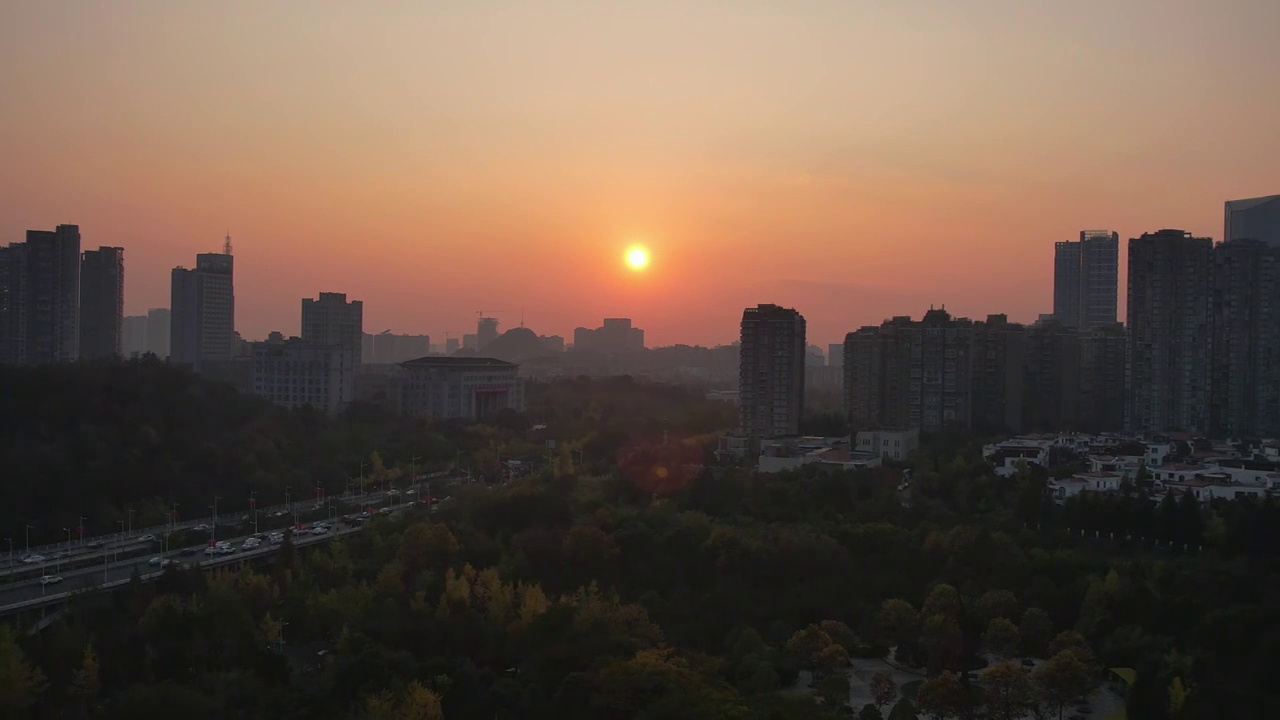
[475,310,506,319]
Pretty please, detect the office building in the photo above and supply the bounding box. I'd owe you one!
[122,316,148,358]
[573,318,645,353]
[301,292,363,365]
[1224,194,1280,246]
[145,308,170,358]
[843,326,885,429]
[462,333,478,351]
[362,332,431,364]
[1053,230,1119,327]
[738,304,806,439]
[398,356,525,420]
[805,344,826,367]
[1126,229,1213,433]
[445,337,460,354]
[1210,239,1280,437]
[477,316,499,350]
[170,251,235,368]
[251,336,353,416]
[79,246,124,359]
[827,343,843,369]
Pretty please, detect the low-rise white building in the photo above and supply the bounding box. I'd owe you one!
[855,427,919,461]
[983,437,1053,477]
[758,436,882,474]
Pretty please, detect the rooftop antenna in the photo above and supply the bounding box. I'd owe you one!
[223,232,233,256]
[520,306,525,328]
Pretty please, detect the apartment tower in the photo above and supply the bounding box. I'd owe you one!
[739,304,806,439]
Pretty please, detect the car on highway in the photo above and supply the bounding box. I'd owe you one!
[148,557,178,568]
[311,526,328,535]
[243,538,260,549]
[179,547,198,556]
[139,534,156,542]
[87,541,104,549]
[40,575,63,585]
[268,533,284,545]
[192,524,210,531]
[20,554,46,564]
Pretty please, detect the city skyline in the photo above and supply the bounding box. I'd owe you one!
[3,2,1279,346]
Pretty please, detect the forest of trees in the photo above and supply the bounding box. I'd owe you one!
[1,362,1277,718]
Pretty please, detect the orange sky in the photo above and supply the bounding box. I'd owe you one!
[2,1,1278,347]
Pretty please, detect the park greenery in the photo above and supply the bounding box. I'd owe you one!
[1,361,1277,718]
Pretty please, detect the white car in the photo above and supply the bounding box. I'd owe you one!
[192,524,210,532]
[40,575,63,585]
[243,539,260,549]
[311,526,328,535]
[148,556,163,566]
[21,554,45,564]
[139,534,156,542]
[204,547,218,555]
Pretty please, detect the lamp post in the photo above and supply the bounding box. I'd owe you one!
[4,538,11,569]
[59,528,71,574]
[116,520,125,562]
[24,524,33,555]
[285,486,292,514]
[127,508,134,538]
[170,503,179,534]
[250,491,258,535]
[77,516,87,545]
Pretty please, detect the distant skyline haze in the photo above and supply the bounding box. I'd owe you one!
[2,0,1278,346]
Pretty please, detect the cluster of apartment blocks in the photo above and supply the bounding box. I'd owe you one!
[843,195,1280,439]
[982,433,1279,505]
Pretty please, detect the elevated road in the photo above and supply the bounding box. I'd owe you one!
[0,505,420,617]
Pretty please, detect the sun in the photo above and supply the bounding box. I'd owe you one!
[625,245,650,271]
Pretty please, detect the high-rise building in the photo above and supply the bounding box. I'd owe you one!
[170,251,234,368]
[738,304,806,439]
[970,314,1026,434]
[1224,194,1280,246]
[0,225,81,364]
[79,246,124,359]
[1126,229,1213,433]
[445,337,460,354]
[145,308,170,358]
[0,243,29,364]
[1022,318,1081,432]
[843,326,885,429]
[1210,239,1280,437]
[1078,322,1128,432]
[301,292,363,365]
[122,315,148,358]
[1053,230,1119,327]
[477,316,499,349]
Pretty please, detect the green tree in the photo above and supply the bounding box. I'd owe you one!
[888,697,920,720]
[815,672,850,710]
[981,660,1034,720]
[921,584,961,621]
[70,642,101,715]
[977,590,1019,623]
[920,614,962,674]
[877,599,921,647]
[860,704,885,720]
[1019,607,1054,657]
[399,681,445,720]
[982,617,1021,659]
[1167,676,1191,719]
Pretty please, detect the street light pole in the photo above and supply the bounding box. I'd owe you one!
[285,486,292,514]
[77,516,87,545]
[170,502,179,534]
[59,528,71,574]
[127,509,134,538]
[116,520,124,562]
[4,538,11,569]
[250,491,258,535]
[24,525,33,555]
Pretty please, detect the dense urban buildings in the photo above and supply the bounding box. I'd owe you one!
[78,246,124,359]
[398,356,525,419]
[251,335,353,416]
[301,292,363,365]
[573,318,645,353]
[0,224,82,364]
[1078,323,1128,433]
[1224,194,1280,246]
[122,315,148,357]
[1126,229,1213,433]
[738,304,806,440]
[1210,239,1280,437]
[1053,230,1119,327]
[170,251,235,369]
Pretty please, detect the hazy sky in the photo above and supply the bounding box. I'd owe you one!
[2,1,1278,347]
